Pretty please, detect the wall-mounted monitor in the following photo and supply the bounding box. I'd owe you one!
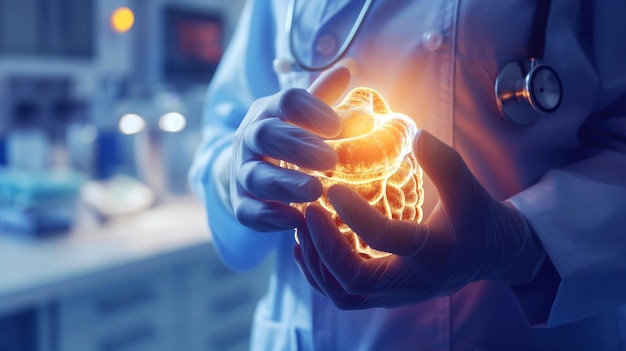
[162,6,223,86]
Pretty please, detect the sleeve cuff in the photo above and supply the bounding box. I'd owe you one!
[508,168,626,326]
[509,254,561,327]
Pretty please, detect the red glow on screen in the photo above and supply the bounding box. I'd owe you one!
[176,21,222,63]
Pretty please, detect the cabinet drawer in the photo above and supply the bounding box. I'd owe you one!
[58,272,175,332]
[186,263,267,322]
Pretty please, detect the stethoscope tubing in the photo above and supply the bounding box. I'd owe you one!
[285,0,374,72]
[282,0,562,126]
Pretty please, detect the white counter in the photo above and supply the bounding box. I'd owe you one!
[0,197,211,314]
[0,198,270,351]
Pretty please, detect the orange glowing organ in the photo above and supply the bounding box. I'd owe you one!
[282,87,424,259]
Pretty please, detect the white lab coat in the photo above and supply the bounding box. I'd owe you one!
[190,0,626,350]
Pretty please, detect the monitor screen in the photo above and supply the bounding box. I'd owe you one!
[163,6,224,86]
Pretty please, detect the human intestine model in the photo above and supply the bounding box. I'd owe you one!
[282,87,423,259]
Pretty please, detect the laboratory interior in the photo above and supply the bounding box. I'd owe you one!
[0,1,273,351]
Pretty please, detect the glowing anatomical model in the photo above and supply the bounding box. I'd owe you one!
[282,87,424,259]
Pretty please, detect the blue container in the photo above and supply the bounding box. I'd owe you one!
[0,135,6,166]
[94,130,120,180]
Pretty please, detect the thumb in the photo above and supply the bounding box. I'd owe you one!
[307,66,351,106]
[414,130,478,207]
[328,184,429,257]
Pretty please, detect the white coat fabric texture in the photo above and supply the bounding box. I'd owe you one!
[189,0,626,350]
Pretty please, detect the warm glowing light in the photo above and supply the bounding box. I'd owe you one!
[119,113,145,135]
[111,7,135,33]
[282,88,424,259]
[158,112,186,132]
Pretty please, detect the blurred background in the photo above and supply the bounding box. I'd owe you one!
[0,1,273,350]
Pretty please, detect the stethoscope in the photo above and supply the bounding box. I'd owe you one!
[272,0,374,73]
[495,0,562,125]
[274,0,563,126]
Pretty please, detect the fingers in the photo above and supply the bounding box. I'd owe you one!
[232,195,304,232]
[238,160,323,203]
[328,184,429,256]
[296,205,424,308]
[414,130,483,209]
[233,89,341,211]
[242,89,340,174]
[244,118,338,170]
[304,205,365,278]
[307,66,351,106]
[230,68,350,232]
[279,89,341,138]
[293,244,324,295]
[304,205,408,294]
[295,212,371,309]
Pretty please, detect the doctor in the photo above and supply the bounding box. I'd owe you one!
[190,0,626,350]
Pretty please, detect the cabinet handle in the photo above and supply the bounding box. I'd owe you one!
[98,323,155,351]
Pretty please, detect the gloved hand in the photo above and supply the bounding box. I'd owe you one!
[294,130,546,309]
[231,66,350,232]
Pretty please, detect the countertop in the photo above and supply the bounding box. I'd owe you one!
[0,197,213,315]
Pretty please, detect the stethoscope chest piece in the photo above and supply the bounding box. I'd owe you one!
[495,60,562,126]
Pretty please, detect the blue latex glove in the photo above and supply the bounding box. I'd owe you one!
[231,66,350,231]
[294,130,546,309]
